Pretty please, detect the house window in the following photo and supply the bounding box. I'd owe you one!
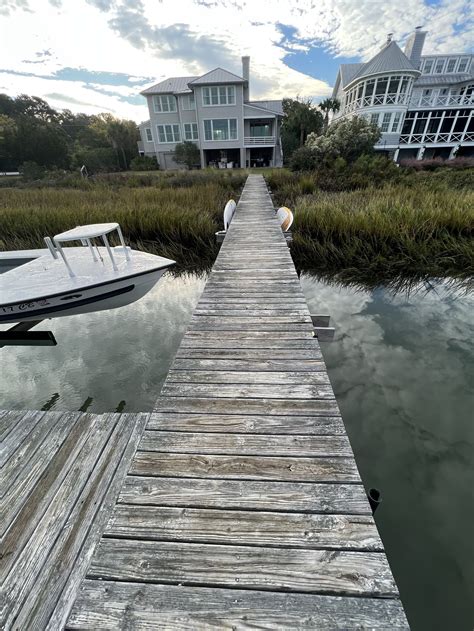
[434,59,445,74]
[202,86,236,106]
[387,76,400,94]
[182,94,195,110]
[153,95,177,113]
[203,119,238,141]
[183,122,199,141]
[250,123,271,137]
[458,57,469,72]
[446,58,457,73]
[391,112,402,133]
[370,113,379,126]
[364,79,375,98]
[381,113,392,132]
[145,127,153,142]
[375,77,388,95]
[157,124,181,143]
[423,59,433,74]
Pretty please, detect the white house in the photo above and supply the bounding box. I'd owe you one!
[332,28,474,161]
[137,57,284,169]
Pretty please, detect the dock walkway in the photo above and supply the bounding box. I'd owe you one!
[67,175,408,628]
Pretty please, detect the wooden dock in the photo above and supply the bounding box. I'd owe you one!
[0,409,148,629]
[1,175,408,629]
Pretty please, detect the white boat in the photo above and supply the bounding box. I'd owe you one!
[0,223,175,324]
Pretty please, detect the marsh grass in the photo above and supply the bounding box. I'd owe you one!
[290,184,474,287]
[0,172,245,270]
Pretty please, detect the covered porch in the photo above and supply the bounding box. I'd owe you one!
[203,148,241,169]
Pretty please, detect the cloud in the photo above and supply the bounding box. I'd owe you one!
[0,0,31,16]
[107,8,233,72]
[0,0,471,121]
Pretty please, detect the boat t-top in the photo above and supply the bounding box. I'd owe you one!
[0,223,175,324]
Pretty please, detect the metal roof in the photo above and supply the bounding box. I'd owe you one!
[189,68,245,85]
[247,100,284,115]
[339,63,364,87]
[141,76,197,95]
[349,41,419,85]
[415,72,474,86]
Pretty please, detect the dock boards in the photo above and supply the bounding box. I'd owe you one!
[68,175,408,628]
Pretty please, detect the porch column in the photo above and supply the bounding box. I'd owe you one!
[448,144,460,160]
[240,147,246,169]
[416,146,425,160]
[200,148,205,169]
[393,147,400,163]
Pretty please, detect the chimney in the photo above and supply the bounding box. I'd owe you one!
[404,26,427,69]
[242,56,250,102]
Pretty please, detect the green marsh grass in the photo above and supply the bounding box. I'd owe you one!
[289,184,474,288]
[0,172,246,270]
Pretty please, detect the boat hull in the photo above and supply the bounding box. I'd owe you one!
[0,269,166,324]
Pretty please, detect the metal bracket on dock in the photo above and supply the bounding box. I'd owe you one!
[311,315,335,341]
[215,230,226,244]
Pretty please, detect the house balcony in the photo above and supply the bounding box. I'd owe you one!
[244,136,276,146]
[409,94,474,109]
[342,93,410,114]
[399,131,474,145]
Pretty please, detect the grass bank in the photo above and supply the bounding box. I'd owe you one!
[0,171,246,271]
[266,168,474,288]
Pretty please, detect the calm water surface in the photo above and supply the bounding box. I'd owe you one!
[1,271,473,630]
[301,277,474,631]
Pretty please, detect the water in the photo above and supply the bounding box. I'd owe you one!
[301,276,474,631]
[1,271,473,629]
[0,272,206,412]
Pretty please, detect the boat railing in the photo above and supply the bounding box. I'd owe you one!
[45,223,130,277]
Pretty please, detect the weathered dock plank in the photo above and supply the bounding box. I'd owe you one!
[106,505,383,550]
[0,410,148,631]
[118,476,372,514]
[67,174,407,628]
[67,581,409,630]
[88,539,398,597]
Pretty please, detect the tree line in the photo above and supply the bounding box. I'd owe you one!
[0,94,139,173]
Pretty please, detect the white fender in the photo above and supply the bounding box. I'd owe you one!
[223,199,236,231]
[277,206,293,232]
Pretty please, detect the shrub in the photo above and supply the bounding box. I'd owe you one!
[289,146,320,172]
[72,147,120,173]
[304,116,381,167]
[19,161,46,181]
[174,141,200,169]
[130,155,159,171]
[400,157,474,171]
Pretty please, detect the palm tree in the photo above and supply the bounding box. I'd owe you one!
[319,98,341,132]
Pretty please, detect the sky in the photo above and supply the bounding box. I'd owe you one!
[0,0,472,122]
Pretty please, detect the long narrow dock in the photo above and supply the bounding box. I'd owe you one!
[67,175,408,628]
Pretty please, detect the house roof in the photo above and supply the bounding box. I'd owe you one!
[339,63,365,88]
[141,76,198,95]
[247,100,284,115]
[189,67,245,85]
[415,72,473,86]
[348,41,419,86]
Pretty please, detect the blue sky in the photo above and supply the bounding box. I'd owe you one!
[0,0,472,121]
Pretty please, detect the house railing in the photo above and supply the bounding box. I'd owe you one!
[342,92,410,114]
[244,136,276,145]
[399,131,474,144]
[409,94,474,108]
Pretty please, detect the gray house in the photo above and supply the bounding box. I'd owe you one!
[137,57,284,169]
[332,27,474,160]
